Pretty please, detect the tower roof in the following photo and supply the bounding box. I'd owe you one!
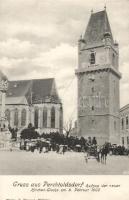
[84,10,114,48]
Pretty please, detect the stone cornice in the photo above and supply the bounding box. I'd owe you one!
[79,113,120,118]
[75,64,122,79]
[80,43,118,55]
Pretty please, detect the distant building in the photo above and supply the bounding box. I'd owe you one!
[0,76,63,134]
[75,9,121,145]
[120,105,129,148]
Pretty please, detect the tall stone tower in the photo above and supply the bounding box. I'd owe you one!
[75,10,121,145]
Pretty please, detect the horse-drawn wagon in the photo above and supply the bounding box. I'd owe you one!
[84,145,99,162]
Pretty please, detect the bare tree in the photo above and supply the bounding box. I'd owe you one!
[63,119,73,137]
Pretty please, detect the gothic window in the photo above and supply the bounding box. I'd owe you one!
[126,116,128,129]
[5,109,10,125]
[121,118,124,130]
[51,106,55,128]
[90,52,95,64]
[122,137,124,146]
[21,109,26,126]
[59,106,63,132]
[14,108,18,127]
[43,107,47,128]
[34,107,39,129]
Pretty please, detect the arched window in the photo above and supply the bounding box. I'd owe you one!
[43,107,47,128]
[126,116,128,129]
[5,109,10,124]
[34,107,39,129]
[121,118,124,130]
[21,109,26,126]
[51,107,55,128]
[59,106,63,132]
[90,52,95,64]
[14,108,18,127]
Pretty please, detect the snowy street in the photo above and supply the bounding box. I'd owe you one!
[0,151,129,175]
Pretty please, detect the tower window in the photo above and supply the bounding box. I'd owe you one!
[90,52,95,64]
[91,87,94,93]
[92,106,94,111]
[112,53,115,66]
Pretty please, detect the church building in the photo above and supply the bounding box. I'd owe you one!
[0,75,63,134]
[75,9,121,145]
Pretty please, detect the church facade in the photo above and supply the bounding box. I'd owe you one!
[0,77,63,134]
[75,10,121,145]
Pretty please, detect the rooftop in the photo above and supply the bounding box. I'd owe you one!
[83,10,114,48]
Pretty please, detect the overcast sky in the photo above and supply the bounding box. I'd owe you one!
[0,0,129,123]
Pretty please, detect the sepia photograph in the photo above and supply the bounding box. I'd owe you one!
[0,0,129,176]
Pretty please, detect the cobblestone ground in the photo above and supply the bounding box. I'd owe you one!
[0,150,129,175]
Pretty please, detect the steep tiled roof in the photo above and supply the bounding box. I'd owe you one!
[6,78,60,105]
[84,10,113,48]
[7,80,31,97]
[31,78,58,103]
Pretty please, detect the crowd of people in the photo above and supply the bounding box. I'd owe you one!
[8,123,129,159]
[17,123,129,157]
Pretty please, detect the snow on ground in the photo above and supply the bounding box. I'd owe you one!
[0,151,129,175]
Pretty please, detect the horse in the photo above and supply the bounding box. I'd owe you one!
[100,145,109,164]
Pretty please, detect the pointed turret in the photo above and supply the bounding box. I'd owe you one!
[83,10,114,48]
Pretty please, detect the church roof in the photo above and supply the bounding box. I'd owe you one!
[83,10,114,48]
[7,80,31,97]
[6,78,61,105]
